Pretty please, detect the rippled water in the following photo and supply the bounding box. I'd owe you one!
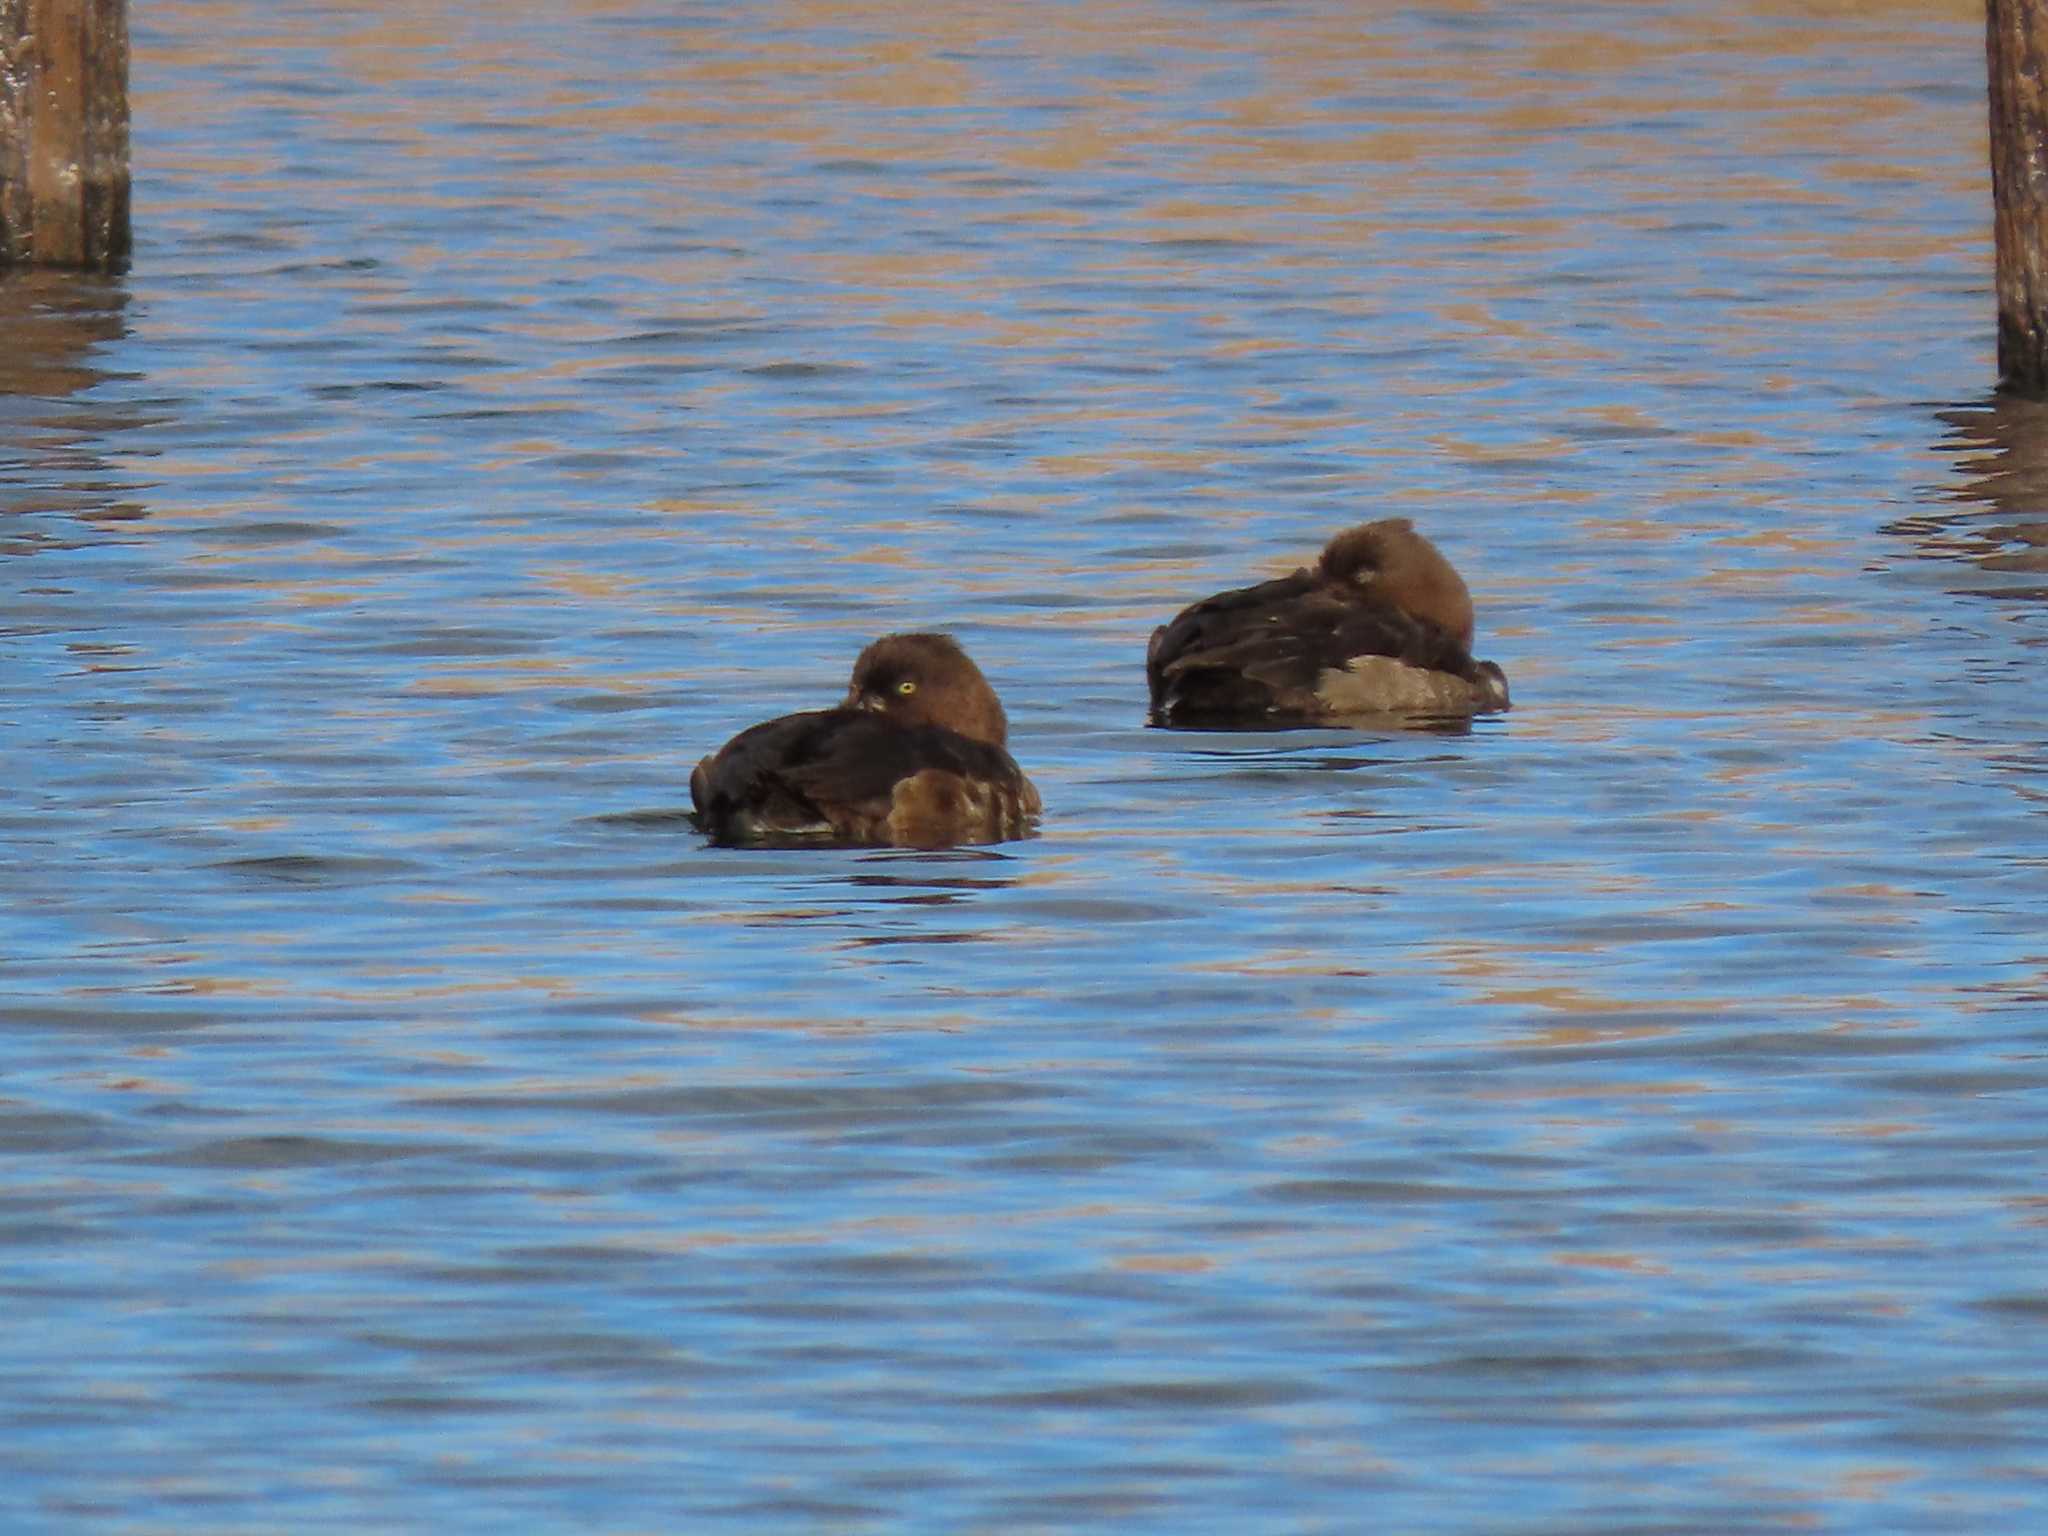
[5,1,2045,1529]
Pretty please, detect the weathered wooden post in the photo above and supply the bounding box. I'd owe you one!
[1990,0,2048,393]
[0,0,129,271]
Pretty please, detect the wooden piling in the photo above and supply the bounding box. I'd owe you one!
[0,0,129,272]
[1990,0,2048,394]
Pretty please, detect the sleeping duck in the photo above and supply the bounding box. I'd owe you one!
[692,632,1041,848]
[1146,519,1511,727]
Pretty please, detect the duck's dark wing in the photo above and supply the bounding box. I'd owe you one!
[1147,572,1488,726]
[692,709,846,842]
[692,708,1038,847]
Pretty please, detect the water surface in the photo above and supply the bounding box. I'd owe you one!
[4,1,2045,1530]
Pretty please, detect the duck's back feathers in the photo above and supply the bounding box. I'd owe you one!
[1147,521,1509,727]
[692,708,1040,848]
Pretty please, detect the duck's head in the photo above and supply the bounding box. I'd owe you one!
[1317,518,1476,648]
[844,632,1009,746]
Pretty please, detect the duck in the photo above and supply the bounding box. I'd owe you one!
[1146,519,1511,727]
[691,632,1042,848]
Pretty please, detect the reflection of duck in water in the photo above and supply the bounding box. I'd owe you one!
[1146,519,1512,727]
[692,633,1042,848]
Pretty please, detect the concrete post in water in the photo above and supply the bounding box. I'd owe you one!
[0,0,129,272]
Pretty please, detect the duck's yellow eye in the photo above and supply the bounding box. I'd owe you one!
[895,679,918,697]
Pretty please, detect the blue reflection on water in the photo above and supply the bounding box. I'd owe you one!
[1,1,2044,1531]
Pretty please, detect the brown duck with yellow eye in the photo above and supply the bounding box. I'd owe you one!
[1146,519,1511,727]
[691,633,1042,848]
